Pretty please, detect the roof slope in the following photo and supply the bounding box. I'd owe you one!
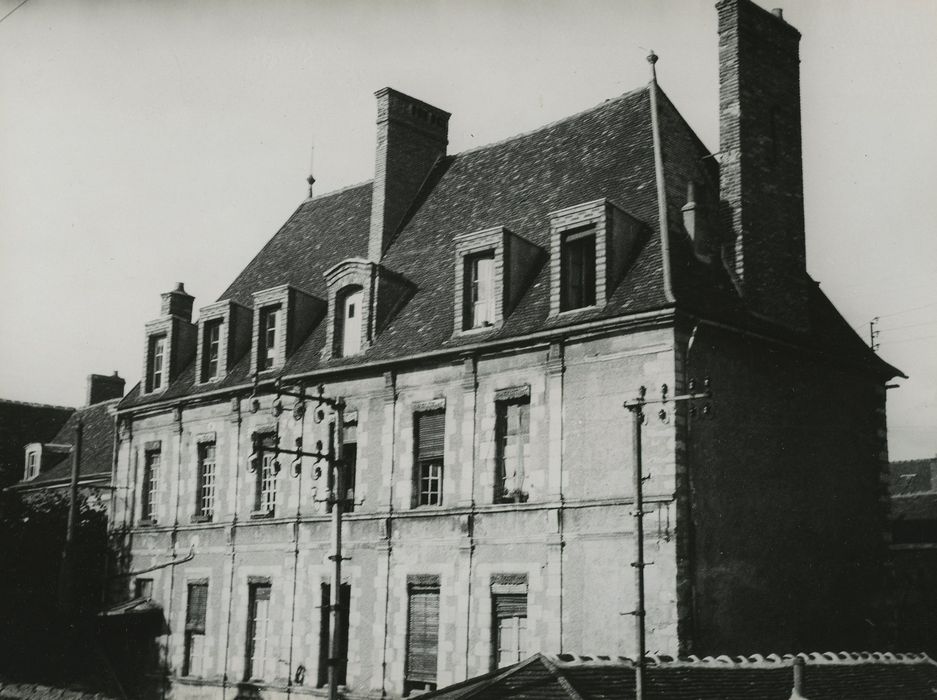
[425,652,937,699]
[0,399,73,487]
[17,399,118,488]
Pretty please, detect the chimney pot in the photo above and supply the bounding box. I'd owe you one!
[772,8,784,19]
[160,282,195,321]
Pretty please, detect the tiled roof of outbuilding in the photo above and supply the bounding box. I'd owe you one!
[424,652,937,699]
[0,399,73,487]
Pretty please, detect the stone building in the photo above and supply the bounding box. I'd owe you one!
[108,1,900,697]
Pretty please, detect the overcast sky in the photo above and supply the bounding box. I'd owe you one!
[1,0,935,460]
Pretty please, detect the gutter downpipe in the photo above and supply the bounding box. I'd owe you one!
[647,51,676,305]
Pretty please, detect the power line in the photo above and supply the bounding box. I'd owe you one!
[880,319,937,333]
[878,302,937,319]
[880,333,937,345]
[0,0,30,25]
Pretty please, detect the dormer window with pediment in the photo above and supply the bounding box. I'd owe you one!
[142,283,197,395]
[453,226,543,336]
[548,199,644,316]
[24,444,40,481]
[195,300,252,385]
[250,284,325,375]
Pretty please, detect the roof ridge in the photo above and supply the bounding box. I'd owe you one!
[304,178,373,203]
[451,84,649,159]
[0,397,74,411]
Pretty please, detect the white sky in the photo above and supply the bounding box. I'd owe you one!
[1,0,935,460]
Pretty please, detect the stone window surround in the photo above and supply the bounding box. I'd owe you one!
[453,227,507,336]
[548,198,636,317]
[143,318,174,395]
[194,300,250,386]
[323,258,376,360]
[24,443,41,481]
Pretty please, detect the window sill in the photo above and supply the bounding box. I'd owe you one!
[250,509,275,520]
[190,514,212,524]
[555,303,600,316]
[137,518,158,527]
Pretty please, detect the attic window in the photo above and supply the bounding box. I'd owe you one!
[258,305,281,371]
[560,228,597,311]
[202,319,222,381]
[25,449,38,480]
[464,251,495,329]
[147,334,167,392]
[336,286,364,358]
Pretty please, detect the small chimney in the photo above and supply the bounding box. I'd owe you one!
[87,371,125,405]
[160,282,194,322]
[789,656,807,699]
[368,88,450,262]
[717,0,808,328]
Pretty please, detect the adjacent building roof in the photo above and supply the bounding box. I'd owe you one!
[121,83,898,410]
[890,458,937,496]
[0,398,73,488]
[8,398,118,492]
[424,652,937,699]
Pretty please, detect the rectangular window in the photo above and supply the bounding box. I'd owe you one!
[26,451,37,480]
[405,580,440,695]
[245,583,272,681]
[316,583,351,688]
[560,228,596,310]
[184,582,208,677]
[253,434,277,516]
[414,411,445,507]
[492,592,527,669]
[258,305,281,371]
[464,251,495,329]
[195,442,217,520]
[495,399,530,503]
[134,577,154,599]
[147,334,167,391]
[202,320,222,381]
[141,450,160,522]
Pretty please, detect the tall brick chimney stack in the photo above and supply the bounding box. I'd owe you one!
[160,282,194,322]
[717,0,808,328]
[368,88,450,262]
[86,371,125,405]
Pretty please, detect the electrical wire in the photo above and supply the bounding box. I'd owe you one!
[0,0,29,25]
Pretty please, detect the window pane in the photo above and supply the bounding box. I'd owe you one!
[198,443,216,518]
[340,288,363,357]
[561,231,596,310]
[247,585,272,680]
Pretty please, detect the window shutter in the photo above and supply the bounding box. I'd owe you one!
[186,583,208,632]
[493,593,527,619]
[416,411,445,459]
[406,586,440,682]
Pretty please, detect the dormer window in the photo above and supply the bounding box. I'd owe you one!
[560,228,597,311]
[548,199,644,316]
[453,226,543,336]
[337,286,363,357]
[148,334,167,392]
[25,449,38,480]
[465,252,495,329]
[258,305,281,371]
[250,285,325,375]
[202,320,222,381]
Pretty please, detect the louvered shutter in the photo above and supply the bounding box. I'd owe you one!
[416,411,445,459]
[406,586,440,683]
[493,593,527,619]
[185,583,208,632]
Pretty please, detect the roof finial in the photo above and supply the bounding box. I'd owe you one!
[307,143,315,197]
[647,50,659,83]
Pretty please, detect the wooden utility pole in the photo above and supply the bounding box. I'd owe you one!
[624,379,711,700]
[58,416,83,613]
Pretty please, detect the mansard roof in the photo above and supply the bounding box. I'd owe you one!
[424,651,937,699]
[121,83,898,409]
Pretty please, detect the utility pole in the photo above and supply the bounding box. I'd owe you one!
[623,378,711,700]
[58,415,83,614]
[869,316,880,352]
[249,377,352,700]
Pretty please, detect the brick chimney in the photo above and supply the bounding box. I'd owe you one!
[160,282,194,322]
[86,371,125,405]
[368,88,450,262]
[717,0,808,328]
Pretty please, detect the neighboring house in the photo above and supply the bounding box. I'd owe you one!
[5,373,124,506]
[108,1,901,698]
[0,399,72,489]
[889,457,937,655]
[421,652,937,700]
